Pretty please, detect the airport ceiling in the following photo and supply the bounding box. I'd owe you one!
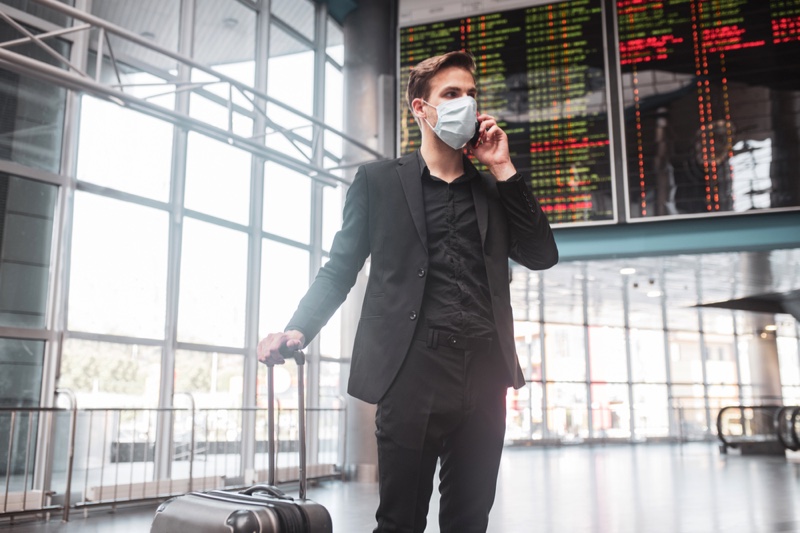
[509,248,800,327]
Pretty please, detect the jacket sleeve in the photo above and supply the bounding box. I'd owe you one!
[495,174,559,270]
[285,165,371,344]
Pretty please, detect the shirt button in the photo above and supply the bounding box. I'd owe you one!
[448,335,458,345]
[409,311,417,320]
[417,268,426,277]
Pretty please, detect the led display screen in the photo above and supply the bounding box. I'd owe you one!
[619,0,800,218]
[399,0,800,224]
[399,0,615,224]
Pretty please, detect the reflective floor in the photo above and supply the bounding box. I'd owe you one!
[3,442,799,532]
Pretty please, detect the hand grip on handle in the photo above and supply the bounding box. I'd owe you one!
[278,343,306,365]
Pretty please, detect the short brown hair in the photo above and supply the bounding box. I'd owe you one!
[406,51,476,110]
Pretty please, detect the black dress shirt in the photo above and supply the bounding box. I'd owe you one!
[417,153,496,339]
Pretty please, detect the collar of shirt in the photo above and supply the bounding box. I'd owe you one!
[416,150,480,184]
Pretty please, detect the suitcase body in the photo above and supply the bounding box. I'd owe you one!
[150,351,333,532]
[150,485,332,532]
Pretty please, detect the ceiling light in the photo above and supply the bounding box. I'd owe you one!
[764,324,778,332]
[223,17,239,28]
[646,290,662,298]
[620,267,636,275]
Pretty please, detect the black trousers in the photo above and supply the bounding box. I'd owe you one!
[373,333,508,533]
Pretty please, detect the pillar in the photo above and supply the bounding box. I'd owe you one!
[340,0,398,481]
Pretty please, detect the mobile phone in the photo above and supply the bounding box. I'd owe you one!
[470,121,481,147]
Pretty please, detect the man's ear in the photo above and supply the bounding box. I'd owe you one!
[411,98,426,119]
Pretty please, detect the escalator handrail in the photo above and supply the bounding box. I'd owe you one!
[790,406,800,451]
[716,404,783,448]
[773,406,800,451]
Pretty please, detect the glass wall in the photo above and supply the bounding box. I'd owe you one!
[509,255,800,443]
[54,0,345,417]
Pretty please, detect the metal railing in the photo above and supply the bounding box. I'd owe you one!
[1,395,346,523]
[0,0,387,184]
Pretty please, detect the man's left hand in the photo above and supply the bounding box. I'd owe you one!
[470,113,517,181]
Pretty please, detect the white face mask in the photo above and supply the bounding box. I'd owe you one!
[420,96,478,150]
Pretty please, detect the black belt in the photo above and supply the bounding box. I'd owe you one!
[416,328,493,352]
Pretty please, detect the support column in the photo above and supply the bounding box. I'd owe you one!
[741,252,782,403]
[340,0,397,482]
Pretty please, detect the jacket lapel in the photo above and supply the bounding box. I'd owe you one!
[470,167,489,247]
[397,152,427,250]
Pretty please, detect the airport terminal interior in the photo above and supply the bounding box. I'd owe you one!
[0,0,799,531]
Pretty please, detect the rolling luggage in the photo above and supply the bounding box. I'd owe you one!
[150,350,333,532]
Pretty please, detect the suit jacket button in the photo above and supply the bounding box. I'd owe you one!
[409,311,417,320]
[417,268,426,277]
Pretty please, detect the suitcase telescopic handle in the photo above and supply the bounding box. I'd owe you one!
[265,345,308,500]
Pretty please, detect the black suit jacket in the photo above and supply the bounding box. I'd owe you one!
[287,152,558,404]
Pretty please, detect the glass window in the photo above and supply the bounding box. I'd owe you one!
[263,162,311,243]
[59,339,161,408]
[546,383,588,441]
[0,23,68,173]
[321,183,342,253]
[265,26,314,159]
[668,331,704,384]
[188,68,254,137]
[319,309,341,359]
[184,132,252,225]
[259,240,310,338]
[778,332,799,387]
[319,361,343,407]
[664,264,700,331]
[268,25,314,115]
[68,192,168,338]
[588,326,627,382]
[736,336,752,387]
[510,269,541,323]
[544,324,586,382]
[587,277,624,327]
[271,0,315,42]
[326,18,344,65]
[77,96,173,201]
[324,62,344,159]
[0,338,44,408]
[543,263,584,325]
[630,329,667,383]
[627,287,664,331]
[514,322,542,381]
[591,384,630,439]
[703,333,738,385]
[174,350,244,409]
[632,384,668,438]
[783,386,800,404]
[87,56,176,109]
[701,309,735,335]
[178,218,248,347]
[670,384,708,438]
[0,175,56,328]
[707,385,740,435]
[508,382,543,440]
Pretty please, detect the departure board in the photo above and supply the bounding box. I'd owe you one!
[619,0,800,218]
[399,0,614,224]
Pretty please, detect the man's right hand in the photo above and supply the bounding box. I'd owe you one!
[257,330,305,365]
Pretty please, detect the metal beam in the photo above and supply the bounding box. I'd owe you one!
[552,211,800,262]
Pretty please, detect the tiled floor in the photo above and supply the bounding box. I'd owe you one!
[3,442,799,532]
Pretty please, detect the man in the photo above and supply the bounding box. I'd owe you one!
[258,51,558,533]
